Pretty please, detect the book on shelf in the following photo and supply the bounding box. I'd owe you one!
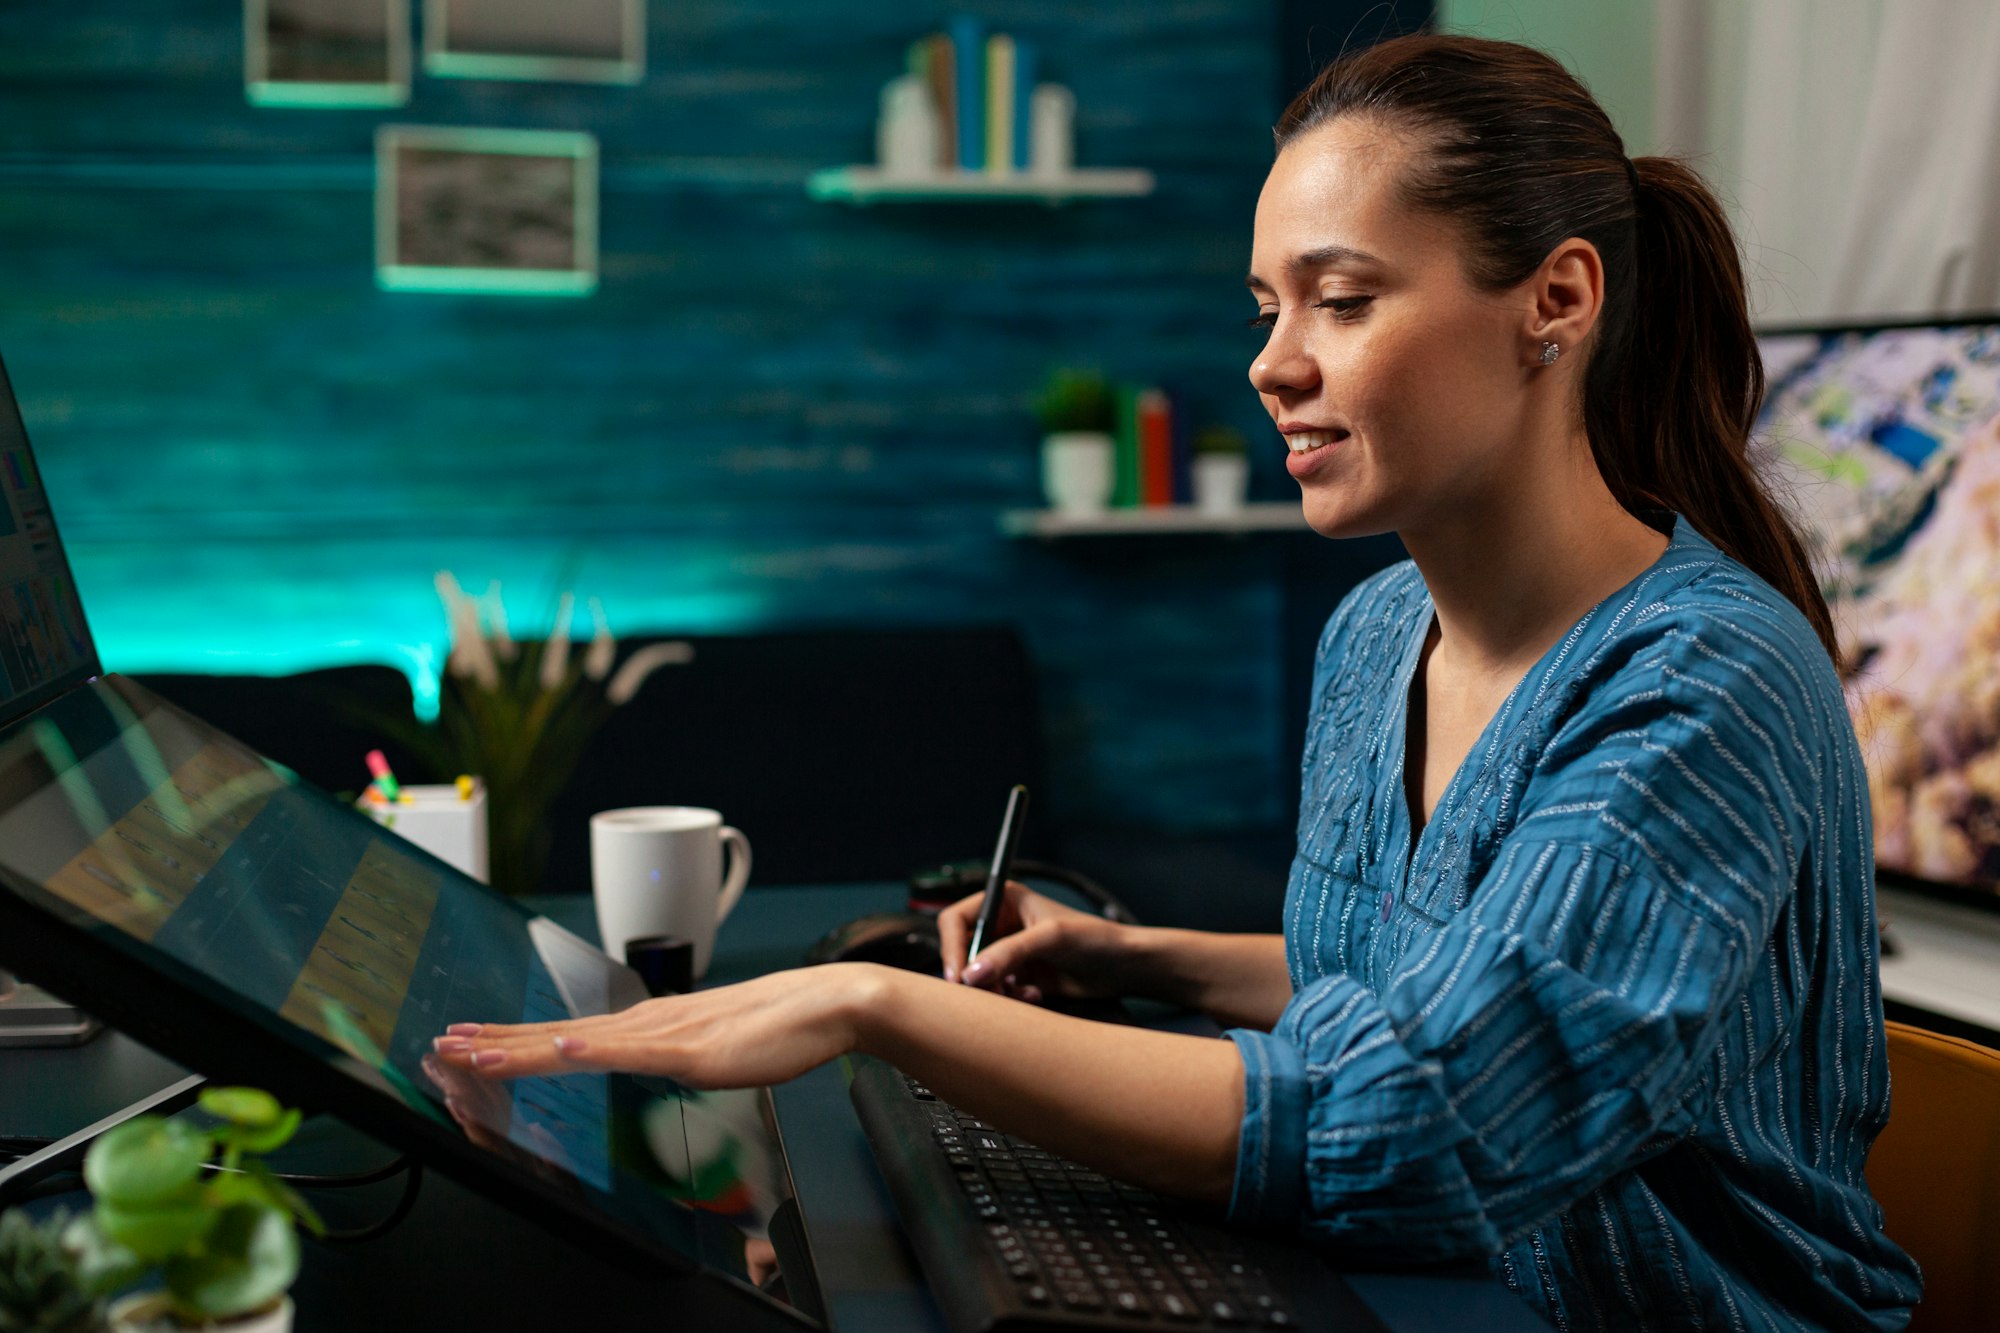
[947,15,986,171]
[910,32,956,171]
[1112,383,1142,508]
[1137,388,1173,507]
[899,23,1048,176]
[985,34,1014,175]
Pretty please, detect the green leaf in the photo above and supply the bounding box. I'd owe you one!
[162,1204,297,1320]
[83,1117,209,1207]
[62,1215,147,1296]
[198,1087,283,1130]
[218,1106,301,1156]
[92,1195,217,1264]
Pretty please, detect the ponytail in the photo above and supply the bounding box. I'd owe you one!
[1277,35,1839,662]
[1586,158,1838,661]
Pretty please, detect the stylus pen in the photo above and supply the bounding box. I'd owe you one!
[965,784,1029,968]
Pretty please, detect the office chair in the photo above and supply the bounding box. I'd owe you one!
[1870,1021,2000,1330]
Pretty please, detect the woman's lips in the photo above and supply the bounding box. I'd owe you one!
[1283,428,1348,479]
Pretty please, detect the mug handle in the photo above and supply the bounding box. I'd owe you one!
[715,826,752,925]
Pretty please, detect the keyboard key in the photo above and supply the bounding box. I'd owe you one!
[1158,1293,1200,1322]
[1110,1290,1153,1318]
[1208,1299,1246,1324]
[1060,1288,1106,1312]
[1022,1285,1050,1307]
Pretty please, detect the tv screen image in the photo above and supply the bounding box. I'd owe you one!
[1755,320,2000,894]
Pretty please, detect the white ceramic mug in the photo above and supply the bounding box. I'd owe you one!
[590,807,751,981]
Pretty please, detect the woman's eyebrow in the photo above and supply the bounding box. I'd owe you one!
[1246,243,1385,292]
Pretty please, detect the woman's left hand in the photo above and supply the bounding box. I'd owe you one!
[431,963,893,1088]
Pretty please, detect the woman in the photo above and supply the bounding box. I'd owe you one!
[438,35,1921,1330]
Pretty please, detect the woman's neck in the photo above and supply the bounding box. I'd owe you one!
[1401,435,1669,679]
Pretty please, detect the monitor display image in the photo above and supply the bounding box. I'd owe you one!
[1755,319,2000,897]
[0,359,98,729]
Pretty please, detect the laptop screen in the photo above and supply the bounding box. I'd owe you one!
[0,673,818,1322]
[0,357,99,729]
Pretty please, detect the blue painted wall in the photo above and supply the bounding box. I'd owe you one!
[0,1,1301,835]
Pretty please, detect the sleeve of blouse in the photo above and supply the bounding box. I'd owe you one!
[1226,617,1826,1259]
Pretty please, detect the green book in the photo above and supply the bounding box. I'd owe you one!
[1112,383,1142,508]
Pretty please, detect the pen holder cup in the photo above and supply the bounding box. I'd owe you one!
[357,783,490,883]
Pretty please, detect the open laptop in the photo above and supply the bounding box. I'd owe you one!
[0,350,827,1330]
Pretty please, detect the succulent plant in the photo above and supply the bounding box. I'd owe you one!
[1032,367,1117,434]
[0,1209,102,1333]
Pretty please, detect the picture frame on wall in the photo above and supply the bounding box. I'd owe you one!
[376,126,600,296]
[245,0,412,108]
[423,0,645,85]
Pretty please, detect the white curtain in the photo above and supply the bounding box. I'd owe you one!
[1656,0,2000,324]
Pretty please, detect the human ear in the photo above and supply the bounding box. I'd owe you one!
[1523,238,1604,367]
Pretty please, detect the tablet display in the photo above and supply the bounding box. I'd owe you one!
[0,358,98,730]
[0,672,818,1325]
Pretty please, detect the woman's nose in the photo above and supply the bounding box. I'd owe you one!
[1248,319,1319,397]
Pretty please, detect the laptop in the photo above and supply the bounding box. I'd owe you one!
[0,349,827,1330]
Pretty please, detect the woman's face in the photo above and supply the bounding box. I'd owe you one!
[1248,117,1535,539]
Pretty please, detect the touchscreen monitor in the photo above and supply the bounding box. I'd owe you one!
[1755,319,2000,899]
[0,672,820,1328]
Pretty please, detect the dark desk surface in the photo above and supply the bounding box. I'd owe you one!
[1,883,1547,1331]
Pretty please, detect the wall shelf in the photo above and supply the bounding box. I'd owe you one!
[1000,503,1305,538]
[808,165,1155,205]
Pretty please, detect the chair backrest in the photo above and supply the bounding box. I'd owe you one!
[1872,1020,2000,1330]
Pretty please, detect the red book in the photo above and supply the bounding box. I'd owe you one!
[1137,388,1173,507]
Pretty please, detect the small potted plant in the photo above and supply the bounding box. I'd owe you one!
[0,1209,105,1333]
[1191,424,1251,514]
[1032,368,1117,515]
[66,1087,321,1333]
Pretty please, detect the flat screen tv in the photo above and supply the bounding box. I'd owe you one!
[1755,316,2000,905]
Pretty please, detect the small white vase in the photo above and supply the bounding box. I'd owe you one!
[109,1294,295,1333]
[1040,431,1115,515]
[1192,452,1250,514]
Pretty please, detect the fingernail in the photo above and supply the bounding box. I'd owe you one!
[941,966,957,983]
[964,961,987,981]
[434,1036,471,1053]
[472,1049,508,1069]
[553,1036,584,1056]
[1004,973,1019,987]
[446,1023,482,1037]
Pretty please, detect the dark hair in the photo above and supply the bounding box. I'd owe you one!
[1276,34,1838,661]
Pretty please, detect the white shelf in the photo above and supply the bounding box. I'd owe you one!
[808,165,1155,205]
[1000,503,1306,538]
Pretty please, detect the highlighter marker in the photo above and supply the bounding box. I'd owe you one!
[364,750,401,802]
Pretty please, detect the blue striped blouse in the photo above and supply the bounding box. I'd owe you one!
[1226,518,1923,1331]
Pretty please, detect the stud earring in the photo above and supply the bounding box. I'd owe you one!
[1539,341,1561,366]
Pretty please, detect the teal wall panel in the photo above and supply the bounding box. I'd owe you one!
[0,1,1295,833]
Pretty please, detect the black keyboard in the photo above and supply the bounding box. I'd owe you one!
[849,1057,1389,1332]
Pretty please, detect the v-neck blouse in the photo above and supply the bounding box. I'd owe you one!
[1225,519,1921,1331]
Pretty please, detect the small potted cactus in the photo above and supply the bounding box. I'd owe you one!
[67,1088,320,1333]
[1191,425,1250,514]
[0,1209,104,1333]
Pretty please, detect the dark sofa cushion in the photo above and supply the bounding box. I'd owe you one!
[542,626,1047,891]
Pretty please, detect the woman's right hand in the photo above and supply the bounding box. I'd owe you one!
[935,881,1146,1002]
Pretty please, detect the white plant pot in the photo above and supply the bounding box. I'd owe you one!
[1040,431,1115,515]
[1192,453,1250,514]
[109,1293,294,1333]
